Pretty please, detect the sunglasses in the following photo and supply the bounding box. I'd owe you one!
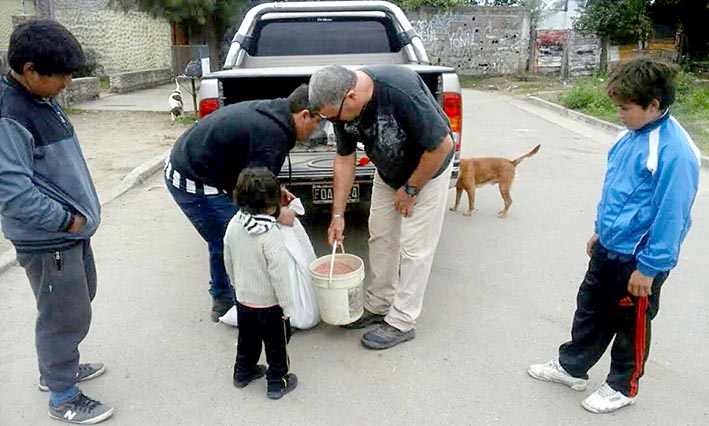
[317,93,347,123]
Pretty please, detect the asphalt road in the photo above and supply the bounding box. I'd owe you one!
[1,89,707,425]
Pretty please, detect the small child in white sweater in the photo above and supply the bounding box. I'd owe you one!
[223,167,297,400]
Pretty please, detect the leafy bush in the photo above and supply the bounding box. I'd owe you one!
[558,84,596,109]
[675,71,694,97]
[557,76,614,115]
[390,0,461,10]
[674,82,709,114]
[73,48,104,78]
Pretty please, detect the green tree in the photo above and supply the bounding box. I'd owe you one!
[573,0,653,71]
[109,0,247,72]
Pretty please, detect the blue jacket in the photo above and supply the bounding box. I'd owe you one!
[0,74,100,252]
[595,111,701,277]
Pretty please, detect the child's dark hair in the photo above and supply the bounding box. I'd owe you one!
[8,20,85,76]
[234,168,281,215]
[606,58,677,110]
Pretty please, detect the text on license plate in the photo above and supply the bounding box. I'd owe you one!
[312,184,360,204]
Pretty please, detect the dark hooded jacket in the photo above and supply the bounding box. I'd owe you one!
[0,74,100,253]
[169,98,296,193]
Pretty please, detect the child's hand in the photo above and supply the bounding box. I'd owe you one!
[280,187,296,206]
[586,233,599,257]
[277,207,296,227]
[627,269,653,297]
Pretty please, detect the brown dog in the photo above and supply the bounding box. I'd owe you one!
[450,144,541,218]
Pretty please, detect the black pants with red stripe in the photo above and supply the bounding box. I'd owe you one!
[558,243,668,397]
[234,303,292,384]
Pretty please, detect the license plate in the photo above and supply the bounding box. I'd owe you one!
[312,184,360,204]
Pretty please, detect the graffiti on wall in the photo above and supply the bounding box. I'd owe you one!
[409,7,529,75]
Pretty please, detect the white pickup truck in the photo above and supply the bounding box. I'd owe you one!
[197,0,463,209]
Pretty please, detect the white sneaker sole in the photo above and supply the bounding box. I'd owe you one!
[39,365,107,392]
[581,397,636,413]
[48,406,114,424]
[527,367,587,391]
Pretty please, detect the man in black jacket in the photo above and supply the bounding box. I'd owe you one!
[164,85,322,321]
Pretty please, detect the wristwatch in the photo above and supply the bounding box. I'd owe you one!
[402,182,419,197]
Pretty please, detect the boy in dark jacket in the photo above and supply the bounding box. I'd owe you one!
[528,58,701,413]
[0,21,112,424]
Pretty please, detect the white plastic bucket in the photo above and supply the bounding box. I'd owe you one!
[309,251,365,326]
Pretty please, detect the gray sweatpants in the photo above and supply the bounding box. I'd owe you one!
[17,239,96,393]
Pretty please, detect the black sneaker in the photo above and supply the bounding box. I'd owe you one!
[211,298,234,322]
[233,364,267,388]
[340,310,386,330]
[267,373,298,400]
[361,323,415,350]
[39,363,107,392]
[48,392,114,424]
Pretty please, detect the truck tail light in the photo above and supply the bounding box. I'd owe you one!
[199,98,220,119]
[442,92,462,152]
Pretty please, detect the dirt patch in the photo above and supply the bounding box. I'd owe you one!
[460,74,570,95]
[0,110,191,253]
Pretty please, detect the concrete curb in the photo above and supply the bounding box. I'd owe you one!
[101,148,170,205]
[525,95,709,169]
[0,148,171,276]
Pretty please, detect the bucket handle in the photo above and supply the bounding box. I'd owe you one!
[328,242,345,288]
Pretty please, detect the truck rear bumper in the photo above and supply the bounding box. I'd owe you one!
[278,155,459,209]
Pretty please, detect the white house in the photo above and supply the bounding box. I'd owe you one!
[538,0,581,30]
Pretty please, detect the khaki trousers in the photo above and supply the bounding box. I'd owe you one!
[365,161,452,331]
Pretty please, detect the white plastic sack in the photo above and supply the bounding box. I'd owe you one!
[280,200,320,329]
[219,305,238,327]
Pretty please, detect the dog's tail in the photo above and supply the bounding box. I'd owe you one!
[512,144,541,167]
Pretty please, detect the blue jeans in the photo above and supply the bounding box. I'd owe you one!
[165,179,237,302]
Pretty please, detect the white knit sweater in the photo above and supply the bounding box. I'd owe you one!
[223,218,295,317]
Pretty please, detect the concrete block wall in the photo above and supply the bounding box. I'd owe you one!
[409,6,531,76]
[536,29,566,75]
[0,50,7,74]
[56,76,100,107]
[54,0,171,75]
[0,0,36,52]
[109,67,172,93]
[535,29,600,77]
[567,32,600,76]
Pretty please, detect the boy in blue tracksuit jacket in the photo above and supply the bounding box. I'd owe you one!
[529,58,701,414]
[0,21,113,423]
